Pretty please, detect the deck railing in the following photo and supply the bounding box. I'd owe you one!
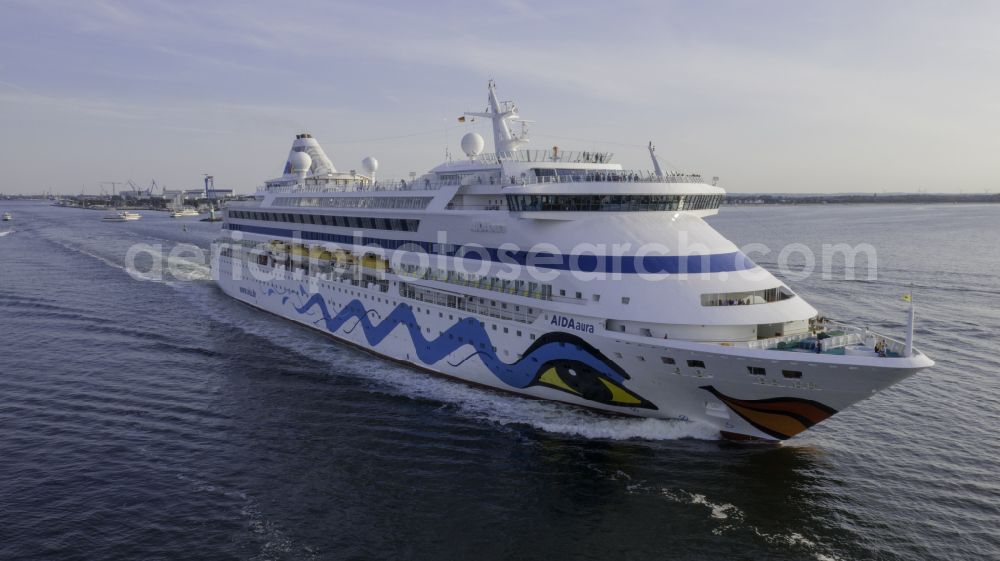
[744,318,908,356]
[260,179,453,194]
[476,150,615,165]
[259,169,709,195]
[505,170,705,187]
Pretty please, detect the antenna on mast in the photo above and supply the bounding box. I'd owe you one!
[463,80,530,157]
[648,142,664,178]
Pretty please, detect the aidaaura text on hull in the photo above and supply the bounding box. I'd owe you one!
[212,82,933,441]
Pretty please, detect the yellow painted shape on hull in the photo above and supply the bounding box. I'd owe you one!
[538,368,580,395]
[598,377,642,405]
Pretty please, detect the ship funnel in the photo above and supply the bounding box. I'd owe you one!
[282,133,336,178]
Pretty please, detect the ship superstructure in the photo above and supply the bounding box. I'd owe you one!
[212,82,933,441]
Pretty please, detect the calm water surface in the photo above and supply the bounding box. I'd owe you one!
[0,201,997,560]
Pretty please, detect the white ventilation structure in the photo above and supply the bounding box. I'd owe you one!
[282,133,336,178]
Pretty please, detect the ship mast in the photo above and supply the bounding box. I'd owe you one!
[648,141,665,178]
[464,80,529,156]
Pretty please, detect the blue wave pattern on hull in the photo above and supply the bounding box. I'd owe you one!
[286,289,627,389]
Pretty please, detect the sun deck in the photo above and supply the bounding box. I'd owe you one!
[743,319,910,358]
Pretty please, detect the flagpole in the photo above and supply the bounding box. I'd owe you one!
[904,289,914,357]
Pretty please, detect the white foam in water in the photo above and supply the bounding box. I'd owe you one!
[45,233,212,285]
[647,485,840,560]
[0,230,12,237]
[163,252,213,282]
[362,360,720,441]
[658,488,745,522]
[46,236,132,274]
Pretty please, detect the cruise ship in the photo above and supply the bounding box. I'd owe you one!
[212,82,933,442]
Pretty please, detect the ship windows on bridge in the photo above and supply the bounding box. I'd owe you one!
[700,287,795,307]
[505,194,722,212]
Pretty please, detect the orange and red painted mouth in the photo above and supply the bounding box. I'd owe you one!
[700,386,838,440]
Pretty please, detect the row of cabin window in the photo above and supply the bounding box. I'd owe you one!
[399,263,555,300]
[229,210,419,231]
[399,283,539,324]
[505,194,723,212]
[554,288,626,305]
[272,196,432,210]
[660,356,803,379]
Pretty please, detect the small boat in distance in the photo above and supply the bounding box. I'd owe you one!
[1,212,11,221]
[169,208,201,218]
[102,210,142,222]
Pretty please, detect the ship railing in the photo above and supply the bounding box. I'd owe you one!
[822,318,910,356]
[817,333,865,352]
[258,170,708,195]
[259,179,455,194]
[745,333,812,350]
[476,150,615,164]
[744,318,908,356]
[501,170,707,187]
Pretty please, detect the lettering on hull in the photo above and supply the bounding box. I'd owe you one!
[551,315,595,334]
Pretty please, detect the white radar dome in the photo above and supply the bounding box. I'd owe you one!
[461,132,485,157]
[361,156,379,174]
[289,151,312,173]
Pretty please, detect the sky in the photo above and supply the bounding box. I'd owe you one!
[0,0,997,195]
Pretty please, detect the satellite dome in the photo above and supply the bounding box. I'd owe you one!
[361,156,379,174]
[461,132,485,157]
[289,151,312,174]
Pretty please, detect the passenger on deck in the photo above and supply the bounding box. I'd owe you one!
[875,339,886,356]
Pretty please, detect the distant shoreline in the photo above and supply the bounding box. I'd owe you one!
[726,193,999,205]
[2,193,998,206]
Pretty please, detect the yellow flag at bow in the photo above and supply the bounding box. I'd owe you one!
[902,294,912,302]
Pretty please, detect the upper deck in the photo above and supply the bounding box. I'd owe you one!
[259,166,712,194]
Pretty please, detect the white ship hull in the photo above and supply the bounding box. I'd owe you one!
[213,253,931,441]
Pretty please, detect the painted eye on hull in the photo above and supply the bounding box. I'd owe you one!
[534,361,655,409]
